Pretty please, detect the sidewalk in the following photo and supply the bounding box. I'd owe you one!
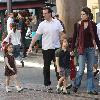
[0,49,100,100]
[0,64,99,100]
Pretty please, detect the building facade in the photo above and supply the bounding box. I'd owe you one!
[87,0,100,22]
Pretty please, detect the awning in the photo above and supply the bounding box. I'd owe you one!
[0,0,44,2]
[0,0,45,10]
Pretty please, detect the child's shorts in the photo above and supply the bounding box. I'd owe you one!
[59,67,70,77]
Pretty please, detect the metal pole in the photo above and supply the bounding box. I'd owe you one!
[7,0,12,14]
[0,11,5,33]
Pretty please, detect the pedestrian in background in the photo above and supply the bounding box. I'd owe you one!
[71,7,100,95]
[54,14,65,33]
[30,16,40,53]
[7,13,14,34]
[4,43,23,92]
[18,13,27,58]
[27,7,65,90]
[2,23,24,67]
[55,37,70,94]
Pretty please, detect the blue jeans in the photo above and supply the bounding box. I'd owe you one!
[13,45,21,58]
[75,47,95,92]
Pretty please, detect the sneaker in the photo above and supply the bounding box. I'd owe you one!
[88,90,98,95]
[6,87,11,92]
[60,86,63,91]
[62,87,70,94]
[16,86,23,92]
[66,84,72,89]
[56,85,61,93]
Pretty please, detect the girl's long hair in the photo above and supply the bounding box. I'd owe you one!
[60,37,70,51]
[4,43,13,56]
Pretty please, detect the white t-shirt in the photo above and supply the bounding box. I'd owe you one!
[4,29,21,45]
[36,19,63,50]
[7,17,14,32]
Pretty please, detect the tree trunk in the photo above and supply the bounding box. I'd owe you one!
[56,0,87,38]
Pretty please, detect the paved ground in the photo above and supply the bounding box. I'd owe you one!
[0,50,100,100]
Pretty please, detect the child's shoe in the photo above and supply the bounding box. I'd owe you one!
[60,86,63,91]
[66,84,72,89]
[62,87,70,94]
[6,86,11,92]
[56,85,61,93]
[16,86,23,92]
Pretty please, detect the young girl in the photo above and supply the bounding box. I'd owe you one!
[55,37,70,94]
[4,43,23,92]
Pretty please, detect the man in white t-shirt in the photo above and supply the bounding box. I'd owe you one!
[7,13,14,33]
[27,7,65,89]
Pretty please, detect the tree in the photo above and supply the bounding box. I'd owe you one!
[56,0,87,38]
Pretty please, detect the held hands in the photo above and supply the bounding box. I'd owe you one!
[70,51,74,56]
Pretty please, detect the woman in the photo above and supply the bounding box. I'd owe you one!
[71,7,100,95]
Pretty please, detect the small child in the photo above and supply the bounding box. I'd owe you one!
[55,37,70,94]
[4,43,23,92]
